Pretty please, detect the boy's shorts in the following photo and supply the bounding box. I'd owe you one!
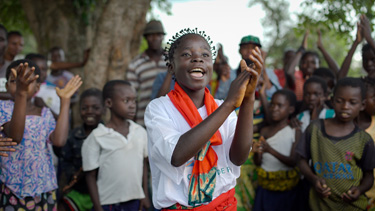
[63,189,93,211]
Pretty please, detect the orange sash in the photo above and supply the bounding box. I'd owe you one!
[168,82,222,206]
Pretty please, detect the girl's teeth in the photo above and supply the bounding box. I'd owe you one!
[86,117,95,121]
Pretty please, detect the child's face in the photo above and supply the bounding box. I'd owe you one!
[51,49,64,62]
[33,58,48,83]
[6,67,40,99]
[300,55,319,78]
[364,87,375,116]
[80,96,104,127]
[108,84,136,120]
[303,82,325,111]
[6,35,24,57]
[270,93,293,122]
[332,86,364,122]
[239,43,257,60]
[171,34,213,92]
[363,49,375,78]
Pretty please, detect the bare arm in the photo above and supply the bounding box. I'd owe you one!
[3,64,38,143]
[337,22,363,79]
[50,49,90,71]
[285,31,309,89]
[139,158,151,210]
[317,29,339,76]
[229,47,263,165]
[361,14,375,52]
[50,75,82,147]
[86,169,103,211]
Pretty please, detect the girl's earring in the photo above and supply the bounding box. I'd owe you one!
[172,74,176,81]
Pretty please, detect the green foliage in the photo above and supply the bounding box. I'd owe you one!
[73,0,98,25]
[149,0,172,19]
[248,0,368,77]
[297,0,375,42]
[0,0,31,33]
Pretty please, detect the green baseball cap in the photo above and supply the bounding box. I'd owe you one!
[239,35,262,47]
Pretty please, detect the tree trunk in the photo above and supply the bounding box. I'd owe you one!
[20,0,151,126]
[84,0,150,89]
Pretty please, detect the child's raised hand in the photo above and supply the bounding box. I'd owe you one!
[314,177,331,198]
[316,29,323,49]
[355,21,363,43]
[360,14,373,44]
[342,186,361,203]
[289,117,302,129]
[302,30,309,49]
[12,63,39,93]
[56,75,82,100]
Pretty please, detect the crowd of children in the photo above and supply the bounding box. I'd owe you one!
[0,13,374,211]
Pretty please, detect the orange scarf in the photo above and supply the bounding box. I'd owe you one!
[168,82,222,206]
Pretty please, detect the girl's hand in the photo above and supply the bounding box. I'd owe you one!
[355,21,363,43]
[252,141,263,153]
[56,75,82,100]
[314,177,331,198]
[225,69,250,108]
[342,186,361,203]
[0,127,17,157]
[243,46,264,98]
[12,63,39,93]
[289,117,302,129]
[302,30,309,49]
[360,14,372,43]
[260,140,270,153]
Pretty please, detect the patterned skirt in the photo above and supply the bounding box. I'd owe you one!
[0,183,57,211]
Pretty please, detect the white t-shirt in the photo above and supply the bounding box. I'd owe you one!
[261,126,295,172]
[35,82,60,115]
[144,96,240,209]
[81,122,148,205]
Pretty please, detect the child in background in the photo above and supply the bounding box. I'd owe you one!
[3,31,24,62]
[0,60,81,209]
[211,43,235,100]
[145,28,263,210]
[312,67,336,99]
[355,77,375,210]
[82,80,150,211]
[297,76,335,132]
[297,77,375,210]
[25,53,60,116]
[253,89,300,211]
[58,88,104,211]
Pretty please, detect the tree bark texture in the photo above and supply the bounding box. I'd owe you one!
[84,0,150,90]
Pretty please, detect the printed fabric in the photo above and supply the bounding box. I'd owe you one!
[0,100,57,198]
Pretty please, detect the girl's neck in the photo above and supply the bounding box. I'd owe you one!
[355,111,371,130]
[182,87,206,108]
[269,118,289,131]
